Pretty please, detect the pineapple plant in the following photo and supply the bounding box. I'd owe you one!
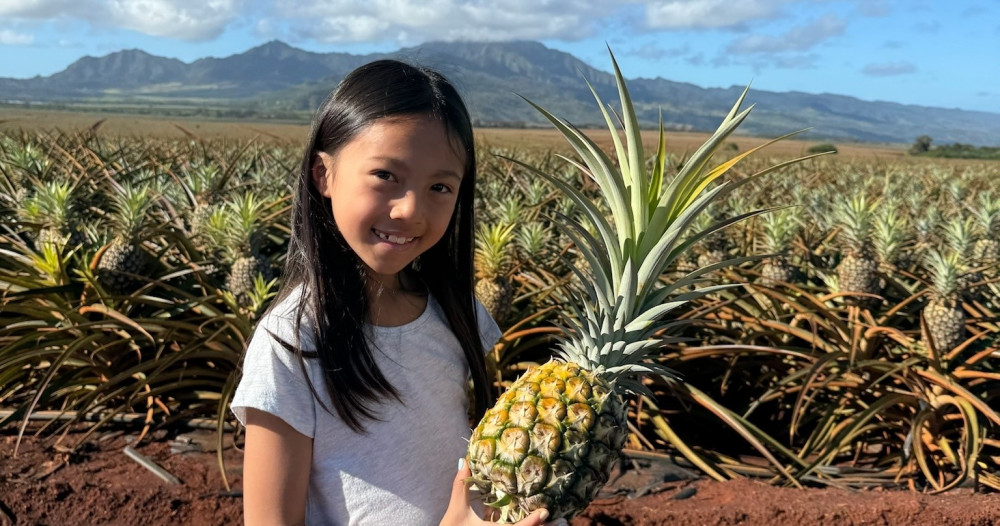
[970,192,1000,276]
[214,193,271,306]
[872,203,911,272]
[758,207,800,283]
[833,194,881,306]
[475,222,518,323]
[96,182,155,295]
[941,215,981,299]
[467,53,801,521]
[16,181,85,249]
[923,249,965,351]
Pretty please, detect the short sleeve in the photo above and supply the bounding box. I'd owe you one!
[474,299,503,352]
[230,308,318,438]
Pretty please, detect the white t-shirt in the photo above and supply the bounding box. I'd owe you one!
[231,286,502,526]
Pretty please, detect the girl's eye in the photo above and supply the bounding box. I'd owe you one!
[373,170,394,181]
[431,183,453,194]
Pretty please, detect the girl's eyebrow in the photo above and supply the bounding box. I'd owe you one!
[369,156,463,181]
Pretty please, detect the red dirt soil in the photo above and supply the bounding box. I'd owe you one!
[2,427,999,526]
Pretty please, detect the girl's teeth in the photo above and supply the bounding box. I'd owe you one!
[375,230,414,245]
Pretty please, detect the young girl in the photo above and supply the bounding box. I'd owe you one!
[230,60,556,526]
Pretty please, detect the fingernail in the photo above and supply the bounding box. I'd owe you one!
[457,457,465,470]
[537,509,549,521]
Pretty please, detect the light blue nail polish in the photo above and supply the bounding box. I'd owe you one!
[458,457,465,470]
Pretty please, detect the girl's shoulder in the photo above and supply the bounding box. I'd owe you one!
[253,284,314,348]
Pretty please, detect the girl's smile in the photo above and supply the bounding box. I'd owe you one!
[312,113,465,285]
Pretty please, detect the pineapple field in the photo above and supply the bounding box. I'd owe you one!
[1,102,999,523]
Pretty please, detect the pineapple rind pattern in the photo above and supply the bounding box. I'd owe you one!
[469,361,626,521]
[925,298,965,351]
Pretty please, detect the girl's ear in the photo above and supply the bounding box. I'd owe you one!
[312,152,335,198]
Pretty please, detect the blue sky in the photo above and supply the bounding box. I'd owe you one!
[1,0,997,113]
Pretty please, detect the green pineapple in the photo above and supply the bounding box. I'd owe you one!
[181,163,227,240]
[758,207,800,283]
[941,216,981,298]
[20,181,83,249]
[923,249,965,351]
[468,53,798,521]
[475,222,518,323]
[971,193,1000,276]
[834,194,881,305]
[96,183,155,295]
[216,193,270,306]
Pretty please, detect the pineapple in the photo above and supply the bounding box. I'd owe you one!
[468,53,800,521]
[475,222,518,322]
[20,181,83,249]
[758,207,800,283]
[181,162,227,240]
[216,193,271,306]
[941,216,981,299]
[833,194,881,306]
[971,193,1000,276]
[96,183,155,295]
[923,249,965,351]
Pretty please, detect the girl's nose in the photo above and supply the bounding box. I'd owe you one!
[389,191,421,222]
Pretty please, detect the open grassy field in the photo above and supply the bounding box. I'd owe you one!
[0,106,909,159]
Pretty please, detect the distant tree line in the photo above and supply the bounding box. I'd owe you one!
[909,135,1000,160]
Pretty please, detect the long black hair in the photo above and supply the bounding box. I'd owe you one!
[270,59,491,433]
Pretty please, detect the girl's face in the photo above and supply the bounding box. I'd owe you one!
[312,114,465,285]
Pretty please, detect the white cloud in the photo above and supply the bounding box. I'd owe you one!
[0,0,85,18]
[862,61,916,76]
[271,0,616,44]
[727,14,845,54]
[0,29,34,45]
[106,0,243,41]
[645,0,792,29]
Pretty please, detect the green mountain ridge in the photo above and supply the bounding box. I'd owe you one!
[1,40,997,146]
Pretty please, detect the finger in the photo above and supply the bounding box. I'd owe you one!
[511,508,553,526]
[447,457,472,513]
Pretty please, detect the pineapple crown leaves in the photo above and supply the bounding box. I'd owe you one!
[970,192,1000,236]
[872,205,911,265]
[515,221,553,260]
[833,193,876,253]
[941,215,975,262]
[474,222,517,278]
[108,182,156,239]
[924,248,962,300]
[510,49,818,387]
[220,192,268,257]
[758,206,800,255]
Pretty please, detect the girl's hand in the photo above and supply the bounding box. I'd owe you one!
[440,458,567,526]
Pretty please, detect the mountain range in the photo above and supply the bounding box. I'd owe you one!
[2,40,998,146]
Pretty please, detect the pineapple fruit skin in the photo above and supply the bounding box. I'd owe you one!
[468,361,627,521]
[925,298,965,351]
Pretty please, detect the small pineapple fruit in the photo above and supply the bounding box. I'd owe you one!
[941,216,982,299]
[475,222,517,323]
[834,194,881,306]
[758,207,800,284]
[21,181,83,249]
[923,249,965,351]
[181,163,226,240]
[468,52,801,522]
[971,193,1000,277]
[217,193,271,306]
[96,183,155,295]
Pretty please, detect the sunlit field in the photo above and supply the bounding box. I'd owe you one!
[1,104,997,497]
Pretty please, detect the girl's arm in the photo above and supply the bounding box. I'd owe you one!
[243,408,313,526]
